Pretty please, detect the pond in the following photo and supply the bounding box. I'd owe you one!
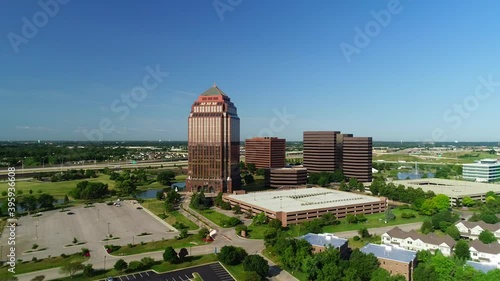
[135,188,164,199]
[397,172,435,180]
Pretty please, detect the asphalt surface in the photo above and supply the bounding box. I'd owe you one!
[98,263,234,281]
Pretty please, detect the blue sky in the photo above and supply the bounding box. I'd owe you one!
[1,0,500,142]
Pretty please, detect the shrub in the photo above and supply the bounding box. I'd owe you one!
[32,257,38,262]
[198,228,210,239]
[127,260,145,272]
[235,225,248,235]
[82,264,94,277]
[140,257,155,269]
[353,236,361,241]
[72,237,78,244]
[158,213,167,219]
[104,245,121,253]
[114,259,128,271]
[222,217,241,227]
[81,248,90,255]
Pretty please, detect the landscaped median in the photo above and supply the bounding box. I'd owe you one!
[190,207,242,228]
[141,199,198,230]
[107,234,205,256]
[0,253,89,280]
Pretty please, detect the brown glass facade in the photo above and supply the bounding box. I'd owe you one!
[245,137,286,169]
[303,131,339,173]
[186,85,241,193]
[265,167,308,188]
[342,137,373,182]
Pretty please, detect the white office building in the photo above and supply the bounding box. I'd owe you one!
[463,159,500,182]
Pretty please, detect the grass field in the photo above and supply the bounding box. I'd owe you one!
[247,209,425,239]
[110,234,205,256]
[0,254,89,280]
[322,209,425,233]
[0,174,115,199]
[152,254,218,272]
[194,208,234,227]
[141,199,198,230]
[348,235,381,249]
[373,154,422,162]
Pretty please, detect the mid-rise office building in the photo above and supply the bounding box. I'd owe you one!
[186,84,241,193]
[303,131,339,173]
[361,244,417,281]
[265,167,308,188]
[463,159,500,182]
[303,131,372,182]
[342,136,373,182]
[245,137,286,169]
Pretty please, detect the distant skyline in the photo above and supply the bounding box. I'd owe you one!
[1,1,500,142]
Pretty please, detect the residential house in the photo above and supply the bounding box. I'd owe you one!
[381,227,456,256]
[469,239,500,264]
[455,221,500,241]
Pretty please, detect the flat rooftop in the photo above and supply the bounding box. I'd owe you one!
[361,244,416,263]
[300,233,347,248]
[225,187,383,213]
[395,178,500,198]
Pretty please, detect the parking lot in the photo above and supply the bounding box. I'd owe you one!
[0,201,177,259]
[100,263,235,281]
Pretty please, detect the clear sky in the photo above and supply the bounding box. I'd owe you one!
[1,0,500,142]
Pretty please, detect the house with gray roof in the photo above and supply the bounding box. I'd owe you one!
[381,226,456,256]
[469,239,500,264]
[361,243,417,281]
[455,221,500,241]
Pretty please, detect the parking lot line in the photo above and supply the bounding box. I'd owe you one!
[145,271,150,276]
[126,275,130,280]
[138,272,143,277]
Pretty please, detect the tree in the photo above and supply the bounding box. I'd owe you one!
[140,257,155,269]
[114,259,128,271]
[243,255,269,278]
[445,225,461,241]
[38,193,55,210]
[82,264,94,277]
[218,246,248,265]
[20,195,38,214]
[157,170,176,186]
[156,190,165,200]
[247,163,256,174]
[198,228,209,239]
[243,271,262,281]
[233,204,242,214]
[244,174,255,185]
[268,219,283,229]
[346,214,357,224]
[358,227,370,238]
[432,194,450,212]
[60,261,84,277]
[454,240,470,260]
[163,246,178,263]
[178,248,189,262]
[348,249,379,281]
[478,230,497,244]
[461,196,475,207]
[235,224,248,235]
[385,209,396,222]
[115,179,137,196]
[253,212,268,226]
[178,228,188,239]
[420,220,433,234]
[339,180,349,191]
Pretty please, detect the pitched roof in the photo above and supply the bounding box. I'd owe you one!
[384,227,456,247]
[469,240,500,255]
[201,84,227,97]
[456,221,500,232]
[361,244,417,263]
[300,233,348,248]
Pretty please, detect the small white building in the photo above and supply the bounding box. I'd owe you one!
[455,221,500,241]
[463,159,500,182]
[381,227,456,256]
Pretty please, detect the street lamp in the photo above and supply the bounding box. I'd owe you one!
[132,235,135,244]
[35,223,38,239]
[104,255,106,270]
[107,222,110,237]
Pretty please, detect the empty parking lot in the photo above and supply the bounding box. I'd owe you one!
[101,263,235,281]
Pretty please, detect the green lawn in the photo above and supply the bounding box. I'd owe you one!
[322,209,426,233]
[373,154,422,162]
[348,235,381,249]
[141,200,198,230]
[223,264,247,281]
[262,249,308,281]
[1,174,115,199]
[152,255,218,272]
[194,208,234,227]
[0,254,88,280]
[110,234,205,256]
[248,209,425,239]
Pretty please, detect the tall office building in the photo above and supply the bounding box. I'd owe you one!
[335,133,353,171]
[245,137,286,169]
[303,131,339,173]
[186,84,241,193]
[342,137,373,182]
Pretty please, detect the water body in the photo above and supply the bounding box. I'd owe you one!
[397,172,435,180]
[135,189,163,199]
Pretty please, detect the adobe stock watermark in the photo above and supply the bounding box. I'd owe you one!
[429,74,499,142]
[213,0,242,21]
[7,0,70,54]
[80,65,169,141]
[339,0,410,63]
